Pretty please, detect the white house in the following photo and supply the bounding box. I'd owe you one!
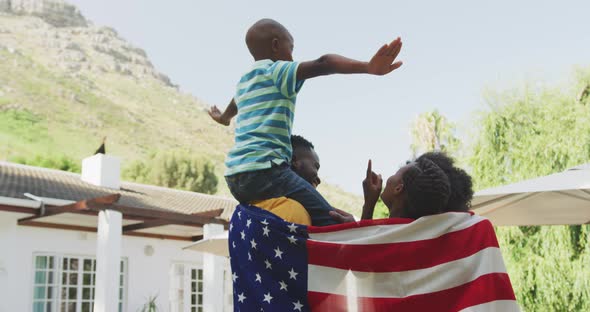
[0,154,238,312]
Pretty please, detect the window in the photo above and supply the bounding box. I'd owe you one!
[169,264,203,312]
[32,254,126,312]
[189,267,204,312]
[169,263,233,312]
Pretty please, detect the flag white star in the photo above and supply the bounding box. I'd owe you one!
[232,272,238,282]
[293,301,303,311]
[248,252,252,261]
[287,235,297,244]
[246,218,252,228]
[237,211,242,219]
[262,226,270,237]
[279,280,288,291]
[237,292,246,303]
[255,273,262,283]
[240,231,245,240]
[288,268,299,280]
[287,223,298,233]
[264,259,272,269]
[232,241,236,249]
[274,247,283,259]
[250,239,257,249]
[229,223,233,231]
[263,292,273,303]
[261,219,269,225]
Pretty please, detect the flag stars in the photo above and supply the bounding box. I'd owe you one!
[248,252,252,261]
[262,226,270,237]
[229,223,233,231]
[240,231,246,240]
[279,280,288,291]
[287,235,297,244]
[261,219,269,225]
[264,259,272,269]
[232,241,236,249]
[255,273,262,283]
[274,247,283,259]
[263,292,273,304]
[237,292,246,303]
[288,268,299,280]
[287,223,298,233]
[246,218,252,228]
[250,239,258,249]
[293,301,303,311]
[237,211,242,219]
[232,272,238,282]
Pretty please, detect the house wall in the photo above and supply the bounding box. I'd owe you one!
[0,212,229,312]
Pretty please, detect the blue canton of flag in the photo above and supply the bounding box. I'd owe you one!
[229,204,309,312]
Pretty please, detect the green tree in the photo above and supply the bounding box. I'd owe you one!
[124,151,218,194]
[12,154,81,173]
[468,70,590,311]
[410,110,460,158]
[373,198,390,219]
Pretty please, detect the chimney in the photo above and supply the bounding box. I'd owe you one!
[81,154,121,189]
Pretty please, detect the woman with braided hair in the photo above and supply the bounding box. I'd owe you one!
[330,156,453,222]
[375,157,452,219]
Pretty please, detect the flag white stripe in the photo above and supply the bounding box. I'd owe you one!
[309,213,487,245]
[308,247,507,298]
[459,300,521,312]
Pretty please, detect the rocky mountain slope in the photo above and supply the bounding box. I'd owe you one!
[0,0,363,215]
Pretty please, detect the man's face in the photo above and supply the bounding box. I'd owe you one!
[292,147,321,188]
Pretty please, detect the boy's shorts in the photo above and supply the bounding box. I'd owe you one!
[225,163,338,226]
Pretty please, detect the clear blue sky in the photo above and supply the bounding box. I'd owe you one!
[70,0,590,194]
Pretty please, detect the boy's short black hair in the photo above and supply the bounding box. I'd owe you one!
[416,152,474,212]
[402,158,451,219]
[291,135,314,151]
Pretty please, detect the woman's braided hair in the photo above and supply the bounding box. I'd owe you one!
[416,152,474,212]
[401,158,451,219]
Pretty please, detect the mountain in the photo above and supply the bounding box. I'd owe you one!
[0,0,364,215]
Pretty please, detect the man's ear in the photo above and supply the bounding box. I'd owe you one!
[271,38,280,52]
[394,183,404,194]
[291,159,301,170]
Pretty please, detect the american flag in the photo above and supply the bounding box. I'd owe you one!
[229,204,519,312]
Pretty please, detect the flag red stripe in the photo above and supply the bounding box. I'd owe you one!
[308,273,515,312]
[307,291,349,312]
[356,273,516,312]
[307,220,498,272]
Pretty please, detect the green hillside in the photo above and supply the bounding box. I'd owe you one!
[0,12,363,215]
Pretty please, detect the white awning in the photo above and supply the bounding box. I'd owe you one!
[472,164,590,225]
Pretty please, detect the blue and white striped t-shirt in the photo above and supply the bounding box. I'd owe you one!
[225,59,304,176]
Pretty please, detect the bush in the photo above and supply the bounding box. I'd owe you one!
[124,151,218,194]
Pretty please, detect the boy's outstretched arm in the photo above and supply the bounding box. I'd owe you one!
[208,99,237,126]
[297,37,403,81]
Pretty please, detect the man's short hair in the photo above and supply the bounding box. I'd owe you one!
[291,135,314,151]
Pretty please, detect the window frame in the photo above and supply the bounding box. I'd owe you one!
[31,252,127,312]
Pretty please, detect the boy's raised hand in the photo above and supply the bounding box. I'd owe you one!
[208,104,234,126]
[367,37,403,76]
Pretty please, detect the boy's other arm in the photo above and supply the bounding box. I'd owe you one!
[296,37,403,81]
[208,99,237,126]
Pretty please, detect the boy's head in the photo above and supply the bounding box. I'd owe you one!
[246,19,294,62]
[380,158,451,219]
[416,152,473,212]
